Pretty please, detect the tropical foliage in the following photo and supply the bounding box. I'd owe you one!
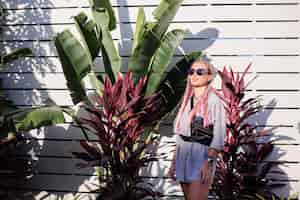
[211,64,288,199]
[54,0,203,196]
[72,71,164,199]
[54,0,202,112]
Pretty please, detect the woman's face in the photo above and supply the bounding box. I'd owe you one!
[188,61,213,88]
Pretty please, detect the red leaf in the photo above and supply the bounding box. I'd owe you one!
[79,140,102,159]
[257,142,274,161]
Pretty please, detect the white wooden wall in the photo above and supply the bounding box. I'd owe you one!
[1,0,300,199]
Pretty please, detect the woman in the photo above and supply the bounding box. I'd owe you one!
[168,56,226,200]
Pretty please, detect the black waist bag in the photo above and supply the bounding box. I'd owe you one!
[179,96,214,146]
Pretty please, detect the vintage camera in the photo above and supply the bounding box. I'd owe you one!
[180,116,214,145]
[179,96,214,146]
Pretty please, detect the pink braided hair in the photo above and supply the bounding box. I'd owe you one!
[174,62,218,134]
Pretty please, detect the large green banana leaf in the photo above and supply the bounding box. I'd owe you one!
[145,29,186,96]
[89,0,121,83]
[13,106,66,132]
[128,0,184,84]
[128,22,161,84]
[74,12,101,61]
[131,8,146,55]
[158,51,202,113]
[0,94,17,115]
[54,30,91,104]
[73,12,104,94]
[152,0,184,37]
[88,0,116,31]
[0,106,66,140]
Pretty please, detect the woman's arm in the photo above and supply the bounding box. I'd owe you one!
[208,97,226,159]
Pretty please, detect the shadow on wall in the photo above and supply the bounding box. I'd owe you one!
[0,0,58,106]
[0,0,96,199]
[247,98,297,197]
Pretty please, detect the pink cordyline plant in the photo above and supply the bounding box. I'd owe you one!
[210,63,286,199]
[72,71,164,200]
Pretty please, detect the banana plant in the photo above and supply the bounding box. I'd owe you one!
[54,0,201,116]
[53,0,204,197]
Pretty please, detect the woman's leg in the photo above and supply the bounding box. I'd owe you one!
[180,182,190,200]
[188,180,210,200]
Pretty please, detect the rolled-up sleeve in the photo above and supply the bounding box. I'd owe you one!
[209,97,227,152]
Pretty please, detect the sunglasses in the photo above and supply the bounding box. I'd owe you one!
[188,68,211,76]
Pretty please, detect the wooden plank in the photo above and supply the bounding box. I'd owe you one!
[159,125,300,145]
[0,189,97,200]
[4,0,299,9]
[2,173,297,197]
[3,56,300,73]
[2,38,299,58]
[166,107,300,126]
[143,159,300,179]
[1,73,299,90]
[24,124,300,143]
[12,104,298,126]
[0,174,98,193]
[15,132,300,162]
[6,89,300,108]
[2,21,300,41]
[6,90,73,106]
[1,155,298,180]
[3,5,299,25]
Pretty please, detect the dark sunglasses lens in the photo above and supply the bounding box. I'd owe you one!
[191,68,207,75]
[188,68,194,75]
[196,68,206,75]
[188,68,210,75]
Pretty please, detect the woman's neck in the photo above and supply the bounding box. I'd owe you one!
[193,85,208,99]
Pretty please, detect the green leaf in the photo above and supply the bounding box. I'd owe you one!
[152,0,184,37]
[89,0,116,31]
[89,0,121,83]
[1,48,32,66]
[0,96,17,115]
[131,8,146,55]
[54,30,91,104]
[128,0,184,84]
[73,12,103,94]
[128,22,161,83]
[74,12,101,60]
[12,106,65,132]
[145,29,186,96]
[255,193,266,200]
[157,51,202,114]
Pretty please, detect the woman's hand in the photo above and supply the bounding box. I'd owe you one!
[199,160,212,184]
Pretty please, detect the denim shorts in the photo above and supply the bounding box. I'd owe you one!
[175,135,217,183]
